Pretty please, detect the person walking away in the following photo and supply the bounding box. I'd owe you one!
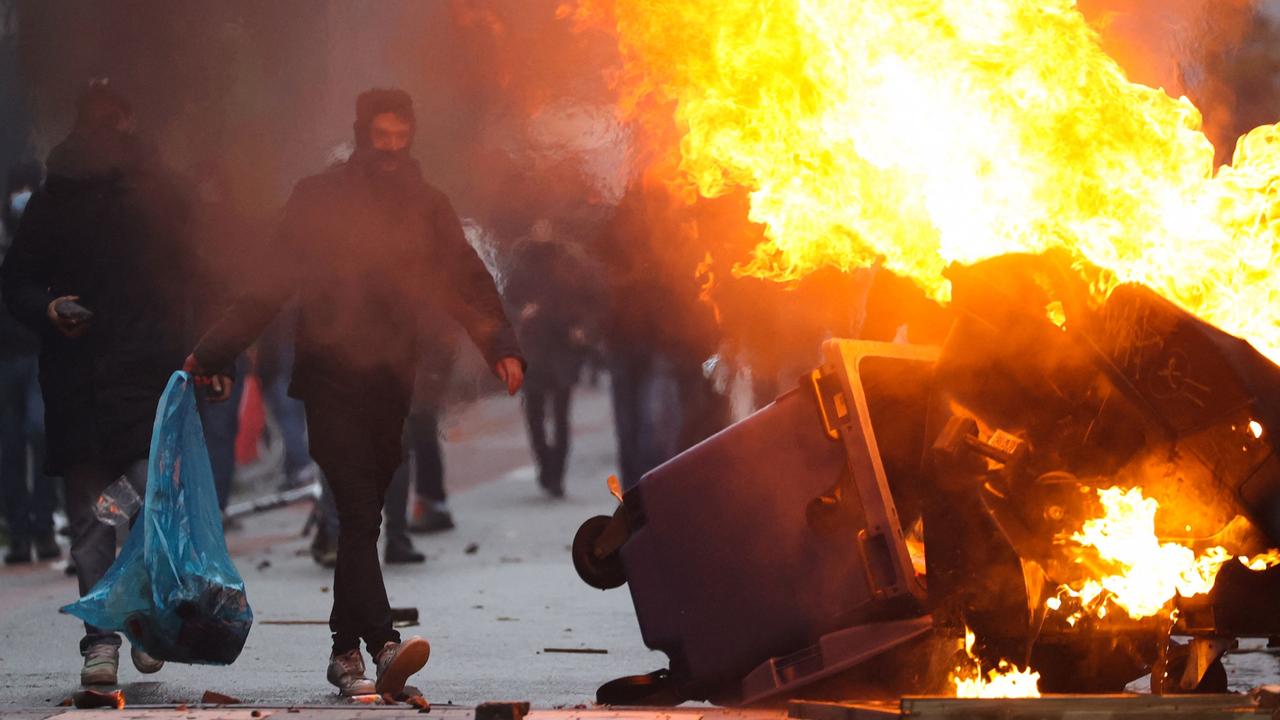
[184,88,524,697]
[1,160,61,565]
[502,219,598,498]
[1,82,232,686]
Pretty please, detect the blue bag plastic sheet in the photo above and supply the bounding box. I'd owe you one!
[62,371,253,664]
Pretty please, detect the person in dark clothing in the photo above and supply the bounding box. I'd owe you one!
[404,319,458,533]
[185,88,524,697]
[1,82,229,686]
[190,162,259,514]
[597,182,727,491]
[502,219,599,497]
[1,160,62,565]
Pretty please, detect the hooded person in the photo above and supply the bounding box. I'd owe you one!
[1,80,226,686]
[184,88,526,697]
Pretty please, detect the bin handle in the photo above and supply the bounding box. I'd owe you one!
[810,370,841,441]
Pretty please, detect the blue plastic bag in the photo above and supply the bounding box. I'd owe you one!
[63,371,253,664]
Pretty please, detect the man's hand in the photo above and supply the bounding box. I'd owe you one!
[182,353,235,403]
[47,296,90,338]
[494,356,525,396]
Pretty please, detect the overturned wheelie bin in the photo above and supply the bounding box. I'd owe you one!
[574,340,939,705]
[574,258,1280,706]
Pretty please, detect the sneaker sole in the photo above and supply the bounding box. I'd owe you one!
[376,637,431,695]
[132,655,164,674]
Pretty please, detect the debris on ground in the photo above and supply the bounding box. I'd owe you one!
[390,607,419,624]
[465,543,479,555]
[256,559,271,571]
[201,690,242,705]
[475,701,531,720]
[73,689,125,709]
[543,647,608,654]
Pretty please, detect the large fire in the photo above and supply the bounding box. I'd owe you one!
[1054,487,1280,623]
[570,0,1280,362]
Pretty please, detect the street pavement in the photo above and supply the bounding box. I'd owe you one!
[0,387,670,710]
[4,385,1280,717]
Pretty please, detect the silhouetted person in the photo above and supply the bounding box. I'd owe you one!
[1,159,61,566]
[2,81,227,686]
[503,219,598,497]
[184,89,524,697]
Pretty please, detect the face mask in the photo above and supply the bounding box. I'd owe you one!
[9,190,31,220]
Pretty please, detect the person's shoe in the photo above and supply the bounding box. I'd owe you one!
[221,514,244,533]
[385,538,426,564]
[3,539,31,565]
[81,644,119,686]
[310,530,337,569]
[374,636,431,695]
[408,504,455,534]
[326,648,376,696]
[34,532,62,561]
[130,645,164,674]
[538,472,566,499]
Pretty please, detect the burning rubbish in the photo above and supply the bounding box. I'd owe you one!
[951,628,1041,699]
[1051,487,1280,624]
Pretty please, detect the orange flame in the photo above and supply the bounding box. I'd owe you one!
[578,0,1280,361]
[1054,487,1280,622]
[951,627,1041,698]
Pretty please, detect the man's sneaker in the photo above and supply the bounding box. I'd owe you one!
[81,644,119,686]
[310,529,337,569]
[374,636,431,695]
[4,539,31,565]
[408,503,456,534]
[385,537,426,564]
[34,532,62,561]
[326,649,376,696]
[130,645,164,674]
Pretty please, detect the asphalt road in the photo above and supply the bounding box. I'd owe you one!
[0,387,667,709]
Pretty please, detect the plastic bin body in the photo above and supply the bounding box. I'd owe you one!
[618,341,935,702]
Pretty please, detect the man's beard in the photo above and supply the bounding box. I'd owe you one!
[358,148,412,176]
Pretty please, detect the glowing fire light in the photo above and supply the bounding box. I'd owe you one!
[952,627,1041,698]
[1055,487,1280,621]
[575,0,1280,362]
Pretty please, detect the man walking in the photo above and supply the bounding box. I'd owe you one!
[185,89,524,697]
[2,82,226,685]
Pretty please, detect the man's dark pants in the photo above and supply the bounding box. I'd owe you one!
[64,458,147,651]
[385,411,446,540]
[0,355,55,544]
[523,386,571,489]
[304,396,404,654]
[197,354,248,510]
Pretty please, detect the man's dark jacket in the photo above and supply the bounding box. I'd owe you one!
[1,129,197,474]
[194,153,521,421]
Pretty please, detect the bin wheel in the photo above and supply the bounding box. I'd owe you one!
[1160,646,1229,694]
[597,669,682,706]
[573,515,627,589]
